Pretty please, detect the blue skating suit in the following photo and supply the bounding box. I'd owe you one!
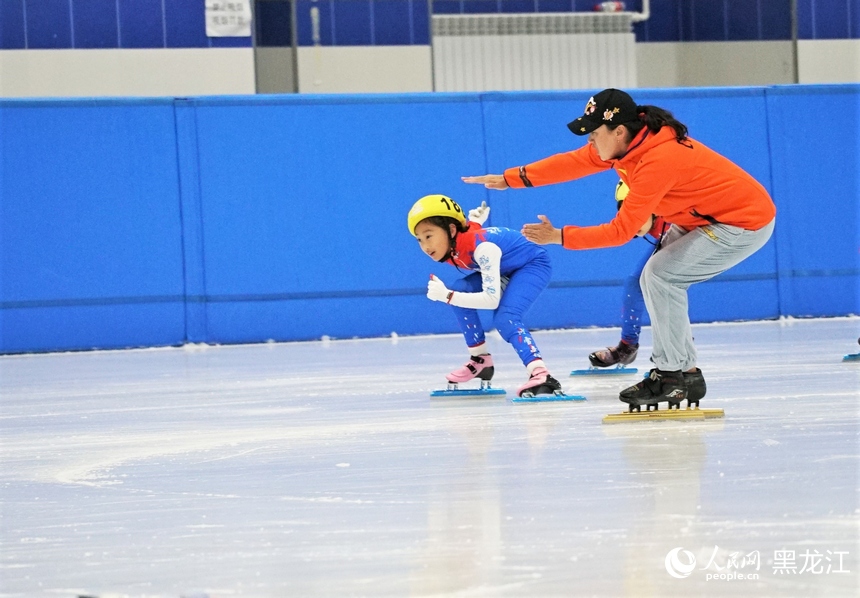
[620,242,652,344]
[445,223,552,367]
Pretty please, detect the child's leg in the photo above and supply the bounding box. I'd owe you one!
[446,273,495,384]
[448,272,487,349]
[620,242,653,344]
[589,242,653,367]
[494,257,562,396]
[491,258,552,368]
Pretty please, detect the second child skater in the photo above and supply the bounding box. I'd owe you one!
[408,194,563,398]
[588,180,667,369]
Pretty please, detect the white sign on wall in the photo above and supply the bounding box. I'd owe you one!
[206,0,252,37]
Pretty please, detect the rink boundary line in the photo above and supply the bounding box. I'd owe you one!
[1,315,856,359]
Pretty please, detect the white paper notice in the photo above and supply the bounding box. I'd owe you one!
[206,0,252,37]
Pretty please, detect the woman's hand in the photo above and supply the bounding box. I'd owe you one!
[461,174,509,190]
[521,215,562,245]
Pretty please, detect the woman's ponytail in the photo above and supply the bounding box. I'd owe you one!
[618,105,688,144]
[638,105,688,142]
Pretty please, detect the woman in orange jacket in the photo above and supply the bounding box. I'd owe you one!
[463,88,776,412]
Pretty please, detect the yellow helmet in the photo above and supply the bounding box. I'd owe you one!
[615,180,629,210]
[407,194,466,235]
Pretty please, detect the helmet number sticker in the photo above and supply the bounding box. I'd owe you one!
[439,197,462,213]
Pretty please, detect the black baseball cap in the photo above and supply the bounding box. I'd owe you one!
[567,88,639,136]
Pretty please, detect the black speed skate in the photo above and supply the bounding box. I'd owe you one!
[619,368,686,412]
[683,368,707,407]
[589,341,638,368]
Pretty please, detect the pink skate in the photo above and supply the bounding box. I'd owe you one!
[516,367,563,398]
[446,354,495,388]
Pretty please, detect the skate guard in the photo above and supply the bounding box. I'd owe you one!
[603,407,724,424]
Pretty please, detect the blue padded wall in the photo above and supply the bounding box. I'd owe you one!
[1,85,857,353]
[765,85,860,317]
[0,99,186,353]
[186,94,488,344]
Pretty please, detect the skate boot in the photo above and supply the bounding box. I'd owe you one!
[446,354,495,389]
[683,368,707,407]
[619,368,686,412]
[588,341,638,368]
[517,367,563,398]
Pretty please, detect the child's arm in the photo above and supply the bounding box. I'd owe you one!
[426,242,504,310]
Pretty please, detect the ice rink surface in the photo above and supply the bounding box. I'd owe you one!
[1,317,858,598]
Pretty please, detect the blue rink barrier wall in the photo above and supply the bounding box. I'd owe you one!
[1,85,857,354]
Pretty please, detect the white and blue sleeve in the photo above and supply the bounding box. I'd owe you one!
[447,242,504,310]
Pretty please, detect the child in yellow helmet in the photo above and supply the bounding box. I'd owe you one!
[408,194,562,397]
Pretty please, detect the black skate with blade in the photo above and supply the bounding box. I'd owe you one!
[589,341,638,368]
[604,368,720,423]
[683,368,707,407]
[619,368,686,412]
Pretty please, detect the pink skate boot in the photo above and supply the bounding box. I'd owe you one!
[516,367,563,398]
[446,354,495,387]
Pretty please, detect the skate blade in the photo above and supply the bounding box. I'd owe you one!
[512,392,586,403]
[843,353,860,362]
[570,366,638,376]
[603,407,724,424]
[430,388,506,397]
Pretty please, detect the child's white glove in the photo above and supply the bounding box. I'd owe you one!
[427,275,454,303]
[468,201,490,225]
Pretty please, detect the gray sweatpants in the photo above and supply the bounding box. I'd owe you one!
[640,219,775,372]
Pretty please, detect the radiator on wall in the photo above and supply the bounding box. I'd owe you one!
[431,13,637,92]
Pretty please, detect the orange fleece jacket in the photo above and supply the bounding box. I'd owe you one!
[503,126,776,250]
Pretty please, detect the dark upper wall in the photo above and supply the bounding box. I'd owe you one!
[1,1,857,50]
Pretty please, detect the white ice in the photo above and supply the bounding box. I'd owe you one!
[1,317,858,597]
